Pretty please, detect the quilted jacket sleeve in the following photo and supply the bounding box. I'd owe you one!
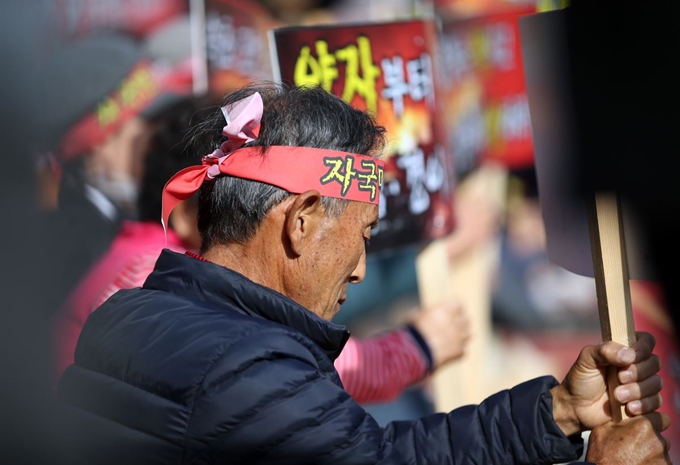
[384,376,586,464]
[184,329,585,465]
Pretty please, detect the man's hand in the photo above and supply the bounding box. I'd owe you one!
[410,299,471,370]
[550,331,663,436]
[585,413,671,464]
[445,191,501,260]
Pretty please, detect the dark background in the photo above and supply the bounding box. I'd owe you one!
[565,0,680,340]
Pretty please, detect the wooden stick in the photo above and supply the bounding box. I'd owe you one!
[587,191,637,422]
[415,238,465,407]
[416,164,508,411]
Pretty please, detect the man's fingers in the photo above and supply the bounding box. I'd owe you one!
[615,374,664,403]
[641,412,673,434]
[618,354,662,383]
[638,413,673,449]
[625,393,663,416]
[632,331,656,360]
[588,341,636,368]
[582,332,656,366]
[592,332,656,369]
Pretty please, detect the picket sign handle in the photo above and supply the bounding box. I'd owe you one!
[587,191,637,422]
[416,164,508,412]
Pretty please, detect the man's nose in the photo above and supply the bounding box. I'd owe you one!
[349,247,367,284]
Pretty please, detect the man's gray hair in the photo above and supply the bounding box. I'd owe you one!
[193,82,386,252]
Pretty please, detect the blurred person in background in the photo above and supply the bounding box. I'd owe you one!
[338,173,502,423]
[52,92,472,403]
[50,94,209,382]
[40,32,190,312]
[492,168,599,331]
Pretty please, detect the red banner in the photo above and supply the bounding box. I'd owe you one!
[438,7,536,173]
[271,20,456,253]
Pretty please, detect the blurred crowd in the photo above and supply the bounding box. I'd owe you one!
[1,0,678,463]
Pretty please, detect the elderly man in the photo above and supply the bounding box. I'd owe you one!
[57,83,670,464]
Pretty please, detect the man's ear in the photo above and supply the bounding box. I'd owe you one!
[284,190,323,257]
[170,200,201,250]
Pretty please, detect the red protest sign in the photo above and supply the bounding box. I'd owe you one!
[202,0,278,96]
[270,20,456,254]
[438,7,536,174]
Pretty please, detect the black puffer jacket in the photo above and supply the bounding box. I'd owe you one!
[57,250,588,464]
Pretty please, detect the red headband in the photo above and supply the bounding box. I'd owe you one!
[161,93,384,233]
[59,61,162,161]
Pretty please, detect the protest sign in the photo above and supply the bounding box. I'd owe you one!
[438,7,536,177]
[270,19,455,254]
[198,0,277,97]
[520,8,656,422]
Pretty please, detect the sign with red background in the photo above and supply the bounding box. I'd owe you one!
[204,0,278,96]
[271,20,456,254]
[438,7,536,176]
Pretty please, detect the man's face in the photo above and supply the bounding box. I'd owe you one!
[291,201,378,321]
[86,116,156,213]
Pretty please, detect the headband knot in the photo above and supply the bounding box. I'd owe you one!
[160,92,263,237]
[203,148,228,180]
[200,92,263,181]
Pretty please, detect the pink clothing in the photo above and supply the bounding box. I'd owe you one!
[52,221,188,381]
[52,221,429,403]
[337,329,429,403]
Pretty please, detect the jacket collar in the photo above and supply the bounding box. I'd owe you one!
[144,250,350,360]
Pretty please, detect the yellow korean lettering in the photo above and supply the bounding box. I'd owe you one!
[97,97,121,127]
[357,160,379,201]
[294,41,339,91]
[320,156,358,196]
[120,69,156,107]
[485,103,502,152]
[336,36,380,114]
[341,156,357,195]
[470,28,488,69]
[320,157,344,185]
[315,40,338,92]
[294,45,323,88]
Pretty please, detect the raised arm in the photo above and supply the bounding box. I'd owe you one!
[336,299,470,404]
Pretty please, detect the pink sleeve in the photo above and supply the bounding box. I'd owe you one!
[335,328,429,404]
